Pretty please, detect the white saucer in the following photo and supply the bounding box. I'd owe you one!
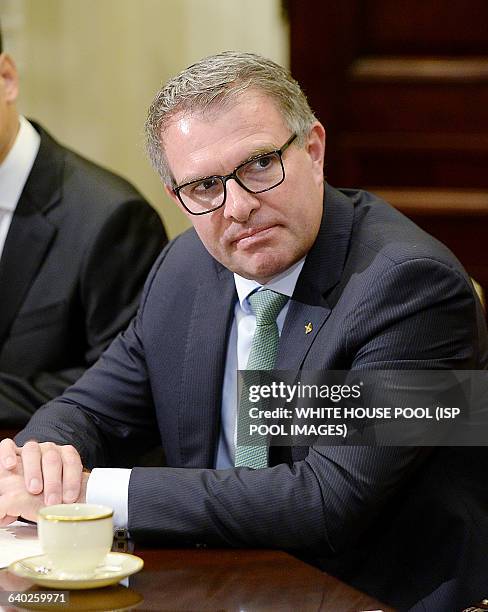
[8,552,144,589]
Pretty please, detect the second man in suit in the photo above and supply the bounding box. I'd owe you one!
[0,29,167,426]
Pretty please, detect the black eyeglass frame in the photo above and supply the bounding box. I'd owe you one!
[173,133,298,215]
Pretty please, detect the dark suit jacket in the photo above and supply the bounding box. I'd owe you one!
[17,185,488,610]
[0,122,167,426]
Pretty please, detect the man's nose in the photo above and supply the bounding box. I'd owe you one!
[223,179,260,222]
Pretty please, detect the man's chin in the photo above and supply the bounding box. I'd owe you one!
[230,254,289,284]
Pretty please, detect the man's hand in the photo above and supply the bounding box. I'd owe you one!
[0,438,85,509]
[0,458,43,525]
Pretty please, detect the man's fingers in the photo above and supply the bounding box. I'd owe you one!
[1,440,84,507]
[40,445,63,506]
[0,485,43,524]
[60,445,83,503]
[40,443,82,505]
[0,514,19,527]
[0,441,80,522]
[21,441,44,494]
[0,438,20,470]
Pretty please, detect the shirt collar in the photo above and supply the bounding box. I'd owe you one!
[234,258,306,313]
[0,116,41,212]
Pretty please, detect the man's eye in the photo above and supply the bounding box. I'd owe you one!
[192,178,220,193]
[253,155,274,170]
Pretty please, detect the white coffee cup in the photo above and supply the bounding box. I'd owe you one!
[37,503,114,577]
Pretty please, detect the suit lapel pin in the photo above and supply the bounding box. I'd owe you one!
[305,322,313,335]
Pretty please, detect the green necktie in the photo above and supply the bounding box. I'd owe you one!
[235,289,289,469]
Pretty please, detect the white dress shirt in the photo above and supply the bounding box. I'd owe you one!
[0,116,40,260]
[87,259,305,528]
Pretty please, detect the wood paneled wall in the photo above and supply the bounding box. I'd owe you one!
[289,0,488,295]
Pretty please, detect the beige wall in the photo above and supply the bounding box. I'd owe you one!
[1,0,289,238]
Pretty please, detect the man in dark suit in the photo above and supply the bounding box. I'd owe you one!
[0,30,167,426]
[0,52,487,610]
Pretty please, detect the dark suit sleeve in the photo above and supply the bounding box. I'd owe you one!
[15,256,482,554]
[15,315,162,467]
[0,199,166,428]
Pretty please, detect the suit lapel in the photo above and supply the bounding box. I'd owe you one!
[0,125,62,347]
[276,184,354,370]
[177,263,236,468]
[273,185,355,466]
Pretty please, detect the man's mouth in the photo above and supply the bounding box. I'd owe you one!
[231,225,276,247]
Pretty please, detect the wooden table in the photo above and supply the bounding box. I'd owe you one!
[1,547,393,611]
[131,548,393,611]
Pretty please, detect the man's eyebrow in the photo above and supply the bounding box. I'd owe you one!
[177,144,278,187]
[241,144,278,163]
[177,173,217,187]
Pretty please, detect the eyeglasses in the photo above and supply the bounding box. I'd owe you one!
[173,133,297,215]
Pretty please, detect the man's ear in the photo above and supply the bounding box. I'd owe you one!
[306,122,326,184]
[0,54,19,103]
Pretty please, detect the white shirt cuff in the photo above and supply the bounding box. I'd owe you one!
[86,468,131,530]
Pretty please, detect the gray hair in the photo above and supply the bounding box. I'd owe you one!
[145,51,318,185]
